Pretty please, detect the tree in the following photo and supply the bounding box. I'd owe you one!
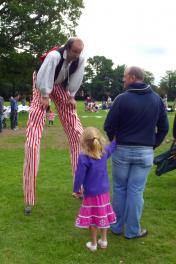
[0,51,36,98]
[82,58,161,101]
[144,70,155,86]
[84,56,113,81]
[110,65,125,98]
[159,71,176,100]
[0,0,84,98]
[82,56,125,100]
[0,0,84,56]
[83,56,114,100]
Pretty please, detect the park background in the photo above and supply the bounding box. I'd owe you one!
[1,0,176,263]
[0,102,176,264]
[1,1,176,102]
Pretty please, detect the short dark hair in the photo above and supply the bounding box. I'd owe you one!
[127,66,144,81]
[14,92,19,97]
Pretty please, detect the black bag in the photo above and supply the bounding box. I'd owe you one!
[154,140,176,176]
[154,114,176,176]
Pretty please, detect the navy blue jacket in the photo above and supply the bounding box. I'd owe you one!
[0,96,4,115]
[10,98,18,112]
[104,83,169,148]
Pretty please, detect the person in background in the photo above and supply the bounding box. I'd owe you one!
[23,37,85,215]
[0,96,4,133]
[73,127,116,251]
[104,66,169,239]
[21,97,26,106]
[162,94,168,110]
[47,106,55,126]
[10,92,20,131]
[107,96,112,109]
[84,96,92,111]
[102,99,107,110]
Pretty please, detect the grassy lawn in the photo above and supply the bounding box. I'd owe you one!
[0,102,176,264]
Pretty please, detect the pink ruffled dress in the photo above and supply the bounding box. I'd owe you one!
[75,192,116,229]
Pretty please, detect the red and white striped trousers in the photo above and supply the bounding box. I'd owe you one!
[23,72,83,206]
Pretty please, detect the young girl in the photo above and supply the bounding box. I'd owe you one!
[47,108,55,126]
[73,127,117,251]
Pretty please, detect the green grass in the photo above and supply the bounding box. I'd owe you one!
[0,102,176,264]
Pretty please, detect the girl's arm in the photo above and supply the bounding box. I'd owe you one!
[105,140,117,158]
[73,154,88,194]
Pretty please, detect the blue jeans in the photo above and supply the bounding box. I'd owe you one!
[111,145,153,238]
[10,110,17,129]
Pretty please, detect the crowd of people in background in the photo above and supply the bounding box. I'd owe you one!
[84,95,113,112]
[0,92,114,133]
[1,92,175,134]
[0,93,30,133]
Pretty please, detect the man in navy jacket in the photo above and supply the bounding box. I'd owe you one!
[10,93,20,130]
[0,96,4,132]
[104,66,169,239]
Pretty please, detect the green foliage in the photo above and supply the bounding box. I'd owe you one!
[0,0,84,55]
[159,71,176,100]
[144,70,155,85]
[111,65,125,97]
[84,56,113,79]
[0,51,36,98]
[83,56,156,100]
[0,0,84,98]
[83,56,125,100]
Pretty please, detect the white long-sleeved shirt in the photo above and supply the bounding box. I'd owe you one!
[36,49,85,97]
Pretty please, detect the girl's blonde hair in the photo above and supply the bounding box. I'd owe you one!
[81,127,106,159]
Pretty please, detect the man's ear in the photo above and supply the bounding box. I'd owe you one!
[131,75,136,82]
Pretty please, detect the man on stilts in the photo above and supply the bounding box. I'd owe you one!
[23,37,85,215]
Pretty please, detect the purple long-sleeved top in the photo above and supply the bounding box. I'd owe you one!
[73,141,116,197]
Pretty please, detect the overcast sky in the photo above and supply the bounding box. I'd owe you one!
[76,0,176,84]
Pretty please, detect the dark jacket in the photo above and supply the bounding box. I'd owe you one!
[104,83,169,148]
[10,98,18,112]
[0,96,4,115]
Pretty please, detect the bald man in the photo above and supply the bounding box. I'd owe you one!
[23,37,85,214]
[104,66,169,239]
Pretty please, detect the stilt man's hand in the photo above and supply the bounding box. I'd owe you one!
[40,96,49,109]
